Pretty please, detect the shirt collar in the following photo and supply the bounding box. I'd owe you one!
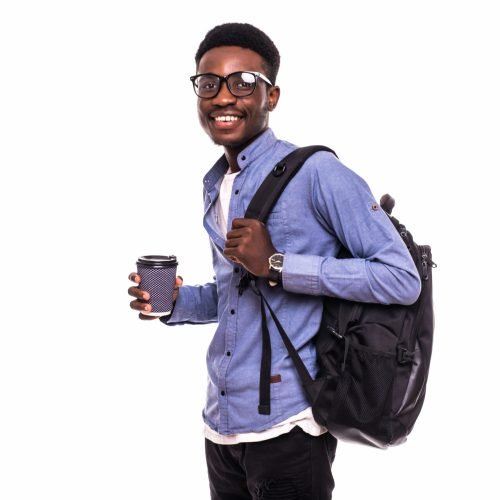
[236,128,277,171]
[203,128,278,191]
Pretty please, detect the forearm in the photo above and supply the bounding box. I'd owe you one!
[282,252,421,305]
[160,281,218,325]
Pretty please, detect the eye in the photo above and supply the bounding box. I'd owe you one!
[227,73,256,95]
[234,80,253,90]
[234,73,255,88]
[197,76,218,90]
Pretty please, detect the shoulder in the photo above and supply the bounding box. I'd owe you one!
[301,149,371,194]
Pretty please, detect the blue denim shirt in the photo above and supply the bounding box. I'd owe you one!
[162,129,421,435]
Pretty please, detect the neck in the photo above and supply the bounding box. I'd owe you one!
[224,150,241,173]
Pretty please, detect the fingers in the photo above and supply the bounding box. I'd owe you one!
[130,273,184,320]
[224,223,251,261]
[225,226,251,248]
[223,247,241,264]
[129,272,141,283]
[230,218,265,230]
[138,312,160,321]
[129,271,151,316]
[230,217,255,229]
[223,252,240,264]
[226,219,264,243]
[130,298,152,313]
[129,274,182,297]
[128,285,149,300]
[224,236,241,248]
[173,276,183,301]
[128,271,149,301]
[223,218,275,276]
[223,231,243,262]
[226,227,244,240]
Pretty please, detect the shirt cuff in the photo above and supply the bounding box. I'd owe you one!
[282,253,323,295]
[159,287,194,325]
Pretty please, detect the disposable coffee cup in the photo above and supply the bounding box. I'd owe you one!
[136,255,178,316]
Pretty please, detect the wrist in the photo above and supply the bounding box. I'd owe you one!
[268,252,285,286]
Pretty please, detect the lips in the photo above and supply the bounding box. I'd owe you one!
[213,115,241,122]
[210,113,244,129]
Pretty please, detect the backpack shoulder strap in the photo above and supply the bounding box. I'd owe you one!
[245,145,337,221]
[243,144,338,416]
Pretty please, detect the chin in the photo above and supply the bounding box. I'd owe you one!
[210,134,246,149]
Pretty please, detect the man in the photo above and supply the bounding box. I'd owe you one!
[129,22,421,499]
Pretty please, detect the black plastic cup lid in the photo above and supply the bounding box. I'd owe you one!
[137,255,178,267]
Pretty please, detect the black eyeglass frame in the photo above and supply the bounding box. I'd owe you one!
[189,71,273,99]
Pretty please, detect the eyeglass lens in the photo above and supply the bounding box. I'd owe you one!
[193,72,258,98]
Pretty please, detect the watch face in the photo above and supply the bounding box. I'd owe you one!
[270,253,284,271]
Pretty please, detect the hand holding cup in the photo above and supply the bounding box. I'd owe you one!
[128,255,182,320]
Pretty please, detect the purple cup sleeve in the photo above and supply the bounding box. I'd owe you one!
[137,264,177,316]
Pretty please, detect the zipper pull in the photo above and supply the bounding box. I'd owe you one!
[421,253,429,280]
[326,325,343,339]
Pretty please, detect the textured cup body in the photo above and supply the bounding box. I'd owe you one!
[137,256,177,316]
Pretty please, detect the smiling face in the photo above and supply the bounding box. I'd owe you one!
[195,46,280,154]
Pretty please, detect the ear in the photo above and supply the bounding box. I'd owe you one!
[267,86,280,112]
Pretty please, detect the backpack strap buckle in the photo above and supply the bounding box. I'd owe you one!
[273,162,287,176]
[397,346,415,364]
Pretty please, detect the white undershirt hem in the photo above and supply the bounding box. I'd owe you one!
[204,407,327,445]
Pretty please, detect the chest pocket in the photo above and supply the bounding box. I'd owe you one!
[265,206,288,251]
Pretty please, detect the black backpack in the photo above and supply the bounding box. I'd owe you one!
[244,145,436,448]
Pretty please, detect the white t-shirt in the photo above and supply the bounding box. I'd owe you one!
[214,169,239,236]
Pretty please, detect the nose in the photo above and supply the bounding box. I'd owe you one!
[212,79,237,105]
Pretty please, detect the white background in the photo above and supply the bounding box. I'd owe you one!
[1,1,498,498]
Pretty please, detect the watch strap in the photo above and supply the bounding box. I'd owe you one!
[268,268,282,285]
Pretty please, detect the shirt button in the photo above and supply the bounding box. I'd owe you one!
[235,189,240,195]
[241,155,246,161]
[221,390,226,396]
[230,309,235,315]
[226,351,231,356]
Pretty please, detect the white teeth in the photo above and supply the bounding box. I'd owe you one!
[214,116,240,122]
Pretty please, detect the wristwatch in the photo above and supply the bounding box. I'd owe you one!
[268,252,285,286]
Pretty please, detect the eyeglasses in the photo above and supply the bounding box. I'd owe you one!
[189,71,273,99]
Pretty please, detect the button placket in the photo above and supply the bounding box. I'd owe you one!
[220,271,241,419]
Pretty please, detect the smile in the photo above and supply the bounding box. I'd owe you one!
[213,115,241,122]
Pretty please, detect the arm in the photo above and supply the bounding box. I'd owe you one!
[160,280,219,325]
[283,154,421,305]
[223,154,420,306]
[129,273,218,324]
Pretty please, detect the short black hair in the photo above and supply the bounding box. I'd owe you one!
[195,23,280,85]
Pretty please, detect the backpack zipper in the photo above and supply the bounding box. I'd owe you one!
[407,245,433,356]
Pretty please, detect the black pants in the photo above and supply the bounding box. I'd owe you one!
[205,426,337,499]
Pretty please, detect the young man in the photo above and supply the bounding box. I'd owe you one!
[129,23,421,499]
